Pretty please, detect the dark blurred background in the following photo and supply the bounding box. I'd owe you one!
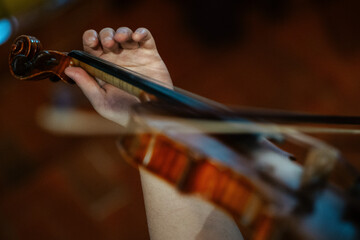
[0,0,360,239]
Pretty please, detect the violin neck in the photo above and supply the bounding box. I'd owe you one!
[68,50,218,113]
[69,51,152,101]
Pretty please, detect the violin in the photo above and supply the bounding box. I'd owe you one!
[9,35,360,240]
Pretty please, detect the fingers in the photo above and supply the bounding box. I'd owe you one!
[132,27,157,50]
[65,66,139,126]
[114,27,157,50]
[83,27,157,54]
[64,66,104,103]
[83,30,102,57]
[114,27,139,49]
[99,28,119,53]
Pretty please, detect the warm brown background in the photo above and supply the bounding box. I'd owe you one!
[0,0,360,239]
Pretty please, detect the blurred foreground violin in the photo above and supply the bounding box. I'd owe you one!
[9,35,360,240]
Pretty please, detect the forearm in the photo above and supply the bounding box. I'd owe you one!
[65,25,241,239]
[139,169,243,240]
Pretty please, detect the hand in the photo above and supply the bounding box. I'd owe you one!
[64,27,172,126]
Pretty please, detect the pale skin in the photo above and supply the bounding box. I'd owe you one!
[65,27,243,240]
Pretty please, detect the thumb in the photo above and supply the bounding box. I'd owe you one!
[65,66,104,100]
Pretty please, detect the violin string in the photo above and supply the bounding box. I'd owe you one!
[156,84,360,126]
[222,107,360,125]
[71,51,360,126]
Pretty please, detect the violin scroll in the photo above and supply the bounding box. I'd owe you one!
[9,35,74,83]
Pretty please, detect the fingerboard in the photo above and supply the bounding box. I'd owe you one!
[71,57,143,98]
[68,50,218,113]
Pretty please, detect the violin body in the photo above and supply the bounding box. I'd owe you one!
[9,35,360,240]
[117,102,359,240]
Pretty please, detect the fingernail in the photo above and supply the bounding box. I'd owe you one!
[136,28,146,34]
[117,28,128,34]
[88,37,96,42]
[104,36,113,42]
